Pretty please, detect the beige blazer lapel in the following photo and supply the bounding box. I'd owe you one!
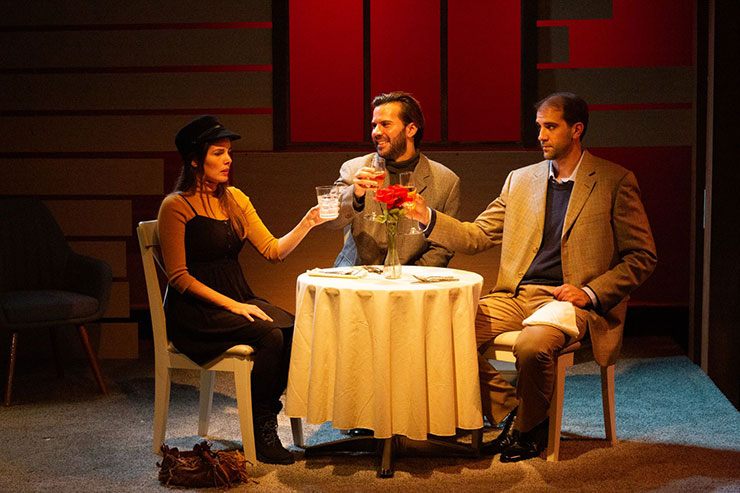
[563,153,597,238]
[528,163,548,242]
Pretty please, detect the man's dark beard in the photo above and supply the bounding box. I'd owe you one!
[376,126,408,161]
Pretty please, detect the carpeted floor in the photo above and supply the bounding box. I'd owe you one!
[1,336,739,492]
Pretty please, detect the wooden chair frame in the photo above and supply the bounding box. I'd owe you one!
[138,220,261,460]
[483,330,616,461]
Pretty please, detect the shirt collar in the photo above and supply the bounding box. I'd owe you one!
[548,151,585,183]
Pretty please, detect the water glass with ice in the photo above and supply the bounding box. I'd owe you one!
[316,185,340,219]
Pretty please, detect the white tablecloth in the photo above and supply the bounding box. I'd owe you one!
[285,265,484,440]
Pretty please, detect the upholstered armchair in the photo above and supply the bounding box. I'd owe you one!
[0,197,112,405]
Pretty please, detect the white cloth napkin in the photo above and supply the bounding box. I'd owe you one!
[306,268,366,279]
[522,300,579,337]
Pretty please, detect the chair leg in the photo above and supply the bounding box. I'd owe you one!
[77,325,107,394]
[601,364,617,443]
[198,370,216,436]
[4,332,18,406]
[233,359,256,464]
[290,417,305,448]
[49,327,64,377]
[153,364,172,455]
[546,351,573,462]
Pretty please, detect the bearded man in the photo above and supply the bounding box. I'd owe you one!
[329,91,461,267]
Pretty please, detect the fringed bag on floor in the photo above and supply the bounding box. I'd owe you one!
[157,441,254,488]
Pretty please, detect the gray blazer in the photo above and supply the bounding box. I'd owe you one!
[329,153,460,267]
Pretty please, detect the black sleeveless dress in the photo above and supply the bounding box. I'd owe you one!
[163,200,294,365]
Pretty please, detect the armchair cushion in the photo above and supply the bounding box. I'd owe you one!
[0,290,99,328]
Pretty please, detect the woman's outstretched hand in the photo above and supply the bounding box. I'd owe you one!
[227,302,274,322]
[277,204,336,260]
[303,204,334,228]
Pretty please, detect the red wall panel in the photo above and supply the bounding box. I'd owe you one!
[539,0,694,69]
[370,0,441,142]
[448,0,521,142]
[591,146,691,305]
[290,0,364,142]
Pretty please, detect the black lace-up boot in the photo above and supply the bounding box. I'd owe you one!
[254,414,295,465]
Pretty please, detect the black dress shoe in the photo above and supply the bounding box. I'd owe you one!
[500,418,548,463]
[347,428,374,437]
[480,407,518,455]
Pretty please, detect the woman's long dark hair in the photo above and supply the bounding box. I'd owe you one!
[173,140,248,238]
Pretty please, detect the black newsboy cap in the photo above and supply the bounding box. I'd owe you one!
[175,115,241,158]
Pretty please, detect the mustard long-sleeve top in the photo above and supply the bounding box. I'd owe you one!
[157,186,282,295]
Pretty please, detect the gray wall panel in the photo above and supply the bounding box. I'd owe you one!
[538,0,613,20]
[0,114,273,152]
[0,1,271,24]
[538,67,695,103]
[0,72,272,110]
[538,26,570,64]
[587,109,693,147]
[2,159,163,195]
[1,29,272,68]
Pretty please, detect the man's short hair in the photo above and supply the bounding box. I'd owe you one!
[372,91,425,147]
[536,92,589,141]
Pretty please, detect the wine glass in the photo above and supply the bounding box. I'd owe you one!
[364,154,386,220]
[399,171,422,235]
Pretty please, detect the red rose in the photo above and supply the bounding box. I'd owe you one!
[375,184,409,210]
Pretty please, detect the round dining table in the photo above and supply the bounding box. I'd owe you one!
[285,265,485,476]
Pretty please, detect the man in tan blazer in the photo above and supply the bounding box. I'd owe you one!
[329,91,460,267]
[408,92,657,462]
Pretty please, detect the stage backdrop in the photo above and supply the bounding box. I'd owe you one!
[1,0,696,361]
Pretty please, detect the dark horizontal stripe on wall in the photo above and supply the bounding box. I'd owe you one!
[0,108,273,117]
[589,103,693,111]
[65,237,135,243]
[0,65,272,75]
[5,194,165,202]
[0,152,174,159]
[536,20,580,27]
[0,22,272,32]
[536,62,578,69]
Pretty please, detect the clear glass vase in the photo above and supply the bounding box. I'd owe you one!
[383,223,402,279]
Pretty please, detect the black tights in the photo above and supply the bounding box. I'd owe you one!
[250,326,293,417]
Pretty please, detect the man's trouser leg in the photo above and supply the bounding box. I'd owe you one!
[477,285,589,432]
[475,295,524,426]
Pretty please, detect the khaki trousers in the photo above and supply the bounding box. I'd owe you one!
[476,284,589,432]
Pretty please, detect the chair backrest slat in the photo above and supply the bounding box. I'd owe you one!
[136,220,169,360]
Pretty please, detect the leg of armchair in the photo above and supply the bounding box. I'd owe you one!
[77,324,107,395]
[4,332,18,406]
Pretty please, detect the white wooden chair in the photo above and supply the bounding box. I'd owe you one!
[483,330,616,461]
[137,220,260,460]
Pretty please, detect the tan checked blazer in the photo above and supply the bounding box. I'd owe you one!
[428,151,657,365]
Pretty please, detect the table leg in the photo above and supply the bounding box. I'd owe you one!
[290,417,304,448]
[378,438,394,478]
[471,428,483,453]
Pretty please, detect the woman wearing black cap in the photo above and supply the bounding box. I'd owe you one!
[157,115,329,464]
